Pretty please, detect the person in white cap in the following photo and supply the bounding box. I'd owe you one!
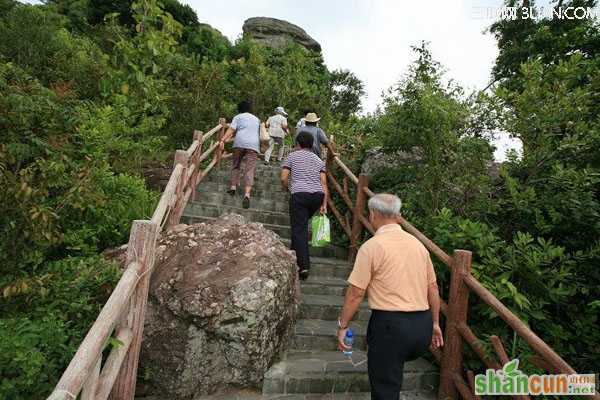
[264,106,290,165]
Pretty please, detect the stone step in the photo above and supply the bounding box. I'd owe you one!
[299,295,370,322]
[291,319,368,352]
[195,190,289,213]
[263,392,437,400]
[309,262,353,280]
[181,215,291,239]
[203,172,285,192]
[263,350,438,395]
[301,276,348,296]
[285,241,348,260]
[197,181,290,200]
[185,202,291,226]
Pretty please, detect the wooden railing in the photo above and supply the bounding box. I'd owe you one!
[324,140,600,400]
[48,120,229,400]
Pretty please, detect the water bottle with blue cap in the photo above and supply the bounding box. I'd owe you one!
[343,328,354,357]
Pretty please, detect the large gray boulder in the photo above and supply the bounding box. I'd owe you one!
[135,214,299,398]
[243,17,321,52]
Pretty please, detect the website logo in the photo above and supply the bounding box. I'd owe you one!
[474,359,596,396]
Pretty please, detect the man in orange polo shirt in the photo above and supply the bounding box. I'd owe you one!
[336,193,443,400]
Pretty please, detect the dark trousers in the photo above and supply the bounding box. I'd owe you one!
[289,192,324,270]
[367,309,433,400]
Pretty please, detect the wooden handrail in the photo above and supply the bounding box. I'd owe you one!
[151,164,183,227]
[48,120,227,400]
[49,261,141,399]
[202,123,223,142]
[463,274,577,375]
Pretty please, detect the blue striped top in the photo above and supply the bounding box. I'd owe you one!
[281,149,326,194]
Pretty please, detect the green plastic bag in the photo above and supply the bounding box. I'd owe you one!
[311,215,331,247]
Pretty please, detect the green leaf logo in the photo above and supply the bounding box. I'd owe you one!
[503,359,520,377]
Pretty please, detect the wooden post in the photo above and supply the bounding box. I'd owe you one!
[111,220,159,400]
[167,150,189,227]
[439,250,472,400]
[191,130,203,202]
[348,174,369,262]
[215,118,226,169]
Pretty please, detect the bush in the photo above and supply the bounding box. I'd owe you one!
[0,256,121,400]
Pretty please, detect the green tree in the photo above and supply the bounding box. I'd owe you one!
[329,68,365,121]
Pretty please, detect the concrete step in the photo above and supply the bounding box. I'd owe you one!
[195,190,289,213]
[284,240,348,260]
[264,392,437,400]
[301,276,348,296]
[197,181,290,201]
[309,261,353,280]
[291,319,368,352]
[184,202,290,226]
[203,172,285,192]
[299,295,370,322]
[181,215,291,239]
[263,350,438,395]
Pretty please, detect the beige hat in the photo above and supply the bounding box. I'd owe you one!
[304,112,320,123]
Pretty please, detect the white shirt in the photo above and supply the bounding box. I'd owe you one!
[230,112,260,152]
[267,114,287,138]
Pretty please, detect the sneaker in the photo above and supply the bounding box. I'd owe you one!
[299,270,309,281]
[227,188,236,197]
[242,196,250,209]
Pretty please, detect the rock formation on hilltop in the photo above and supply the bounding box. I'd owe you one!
[114,214,299,398]
[243,17,321,52]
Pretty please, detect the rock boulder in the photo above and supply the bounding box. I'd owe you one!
[243,17,321,52]
[134,214,299,398]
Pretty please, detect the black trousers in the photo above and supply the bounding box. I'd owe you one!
[289,192,324,270]
[367,309,433,400]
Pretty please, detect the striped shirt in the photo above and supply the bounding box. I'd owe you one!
[282,149,326,194]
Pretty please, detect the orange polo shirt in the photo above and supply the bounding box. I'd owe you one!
[347,223,436,311]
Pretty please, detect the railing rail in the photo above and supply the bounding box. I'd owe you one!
[324,138,599,400]
[48,120,228,400]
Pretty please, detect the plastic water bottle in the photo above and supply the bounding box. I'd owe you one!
[343,328,354,357]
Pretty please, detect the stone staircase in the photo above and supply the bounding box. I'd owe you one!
[182,161,438,399]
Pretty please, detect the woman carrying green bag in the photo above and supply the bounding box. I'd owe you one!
[281,131,329,280]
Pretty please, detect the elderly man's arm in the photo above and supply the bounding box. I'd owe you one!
[337,284,366,350]
[428,281,444,349]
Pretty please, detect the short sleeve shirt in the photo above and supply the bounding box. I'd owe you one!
[347,224,436,311]
[267,114,287,138]
[230,112,260,152]
[281,149,326,194]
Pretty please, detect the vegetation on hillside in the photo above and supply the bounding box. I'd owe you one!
[0,0,362,397]
[1,0,599,397]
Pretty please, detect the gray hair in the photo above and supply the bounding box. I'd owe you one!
[368,194,402,218]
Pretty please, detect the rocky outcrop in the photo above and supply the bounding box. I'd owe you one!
[132,214,299,398]
[361,146,423,175]
[243,17,321,52]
